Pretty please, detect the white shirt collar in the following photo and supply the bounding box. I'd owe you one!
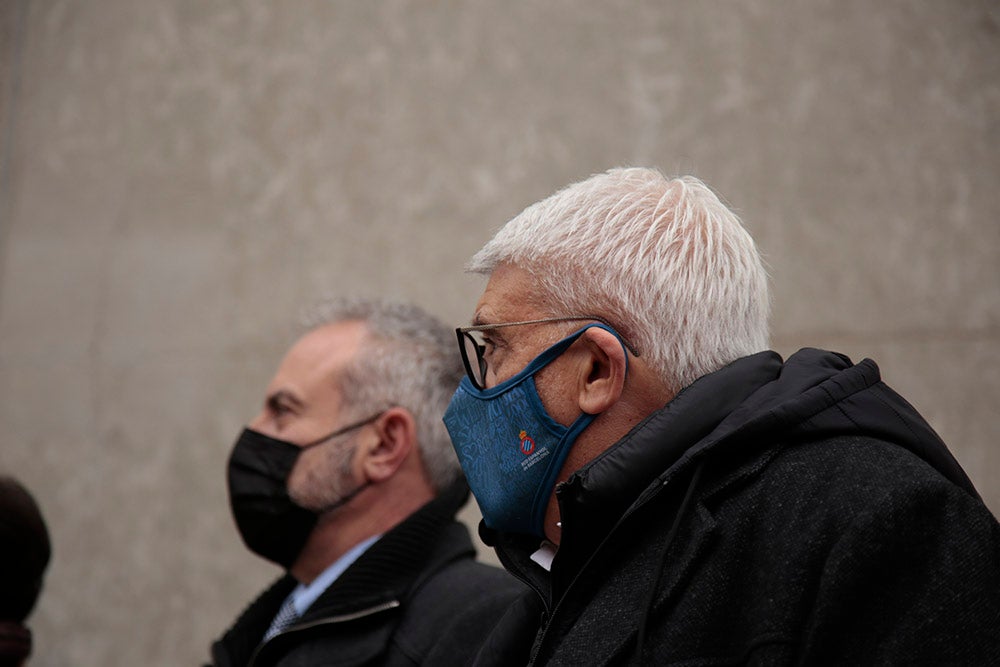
[529,542,557,572]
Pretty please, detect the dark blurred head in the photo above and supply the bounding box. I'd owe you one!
[0,475,51,622]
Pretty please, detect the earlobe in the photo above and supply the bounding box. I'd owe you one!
[362,408,416,482]
[577,329,627,415]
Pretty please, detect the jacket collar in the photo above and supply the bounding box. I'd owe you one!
[301,479,473,620]
[213,480,474,666]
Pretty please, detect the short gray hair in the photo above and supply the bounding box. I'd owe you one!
[469,167,770,394]
[301,298,464,492]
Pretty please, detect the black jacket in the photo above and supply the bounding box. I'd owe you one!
[474,349,1000,666]
[211,482,526,667]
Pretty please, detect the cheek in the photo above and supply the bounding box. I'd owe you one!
[484,347,512,386]
[532,364,579,427]
[490,345,541,386]
[286,448,319,493]
[485,352,515,387]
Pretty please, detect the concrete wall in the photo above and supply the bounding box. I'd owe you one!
[1,1,997,664]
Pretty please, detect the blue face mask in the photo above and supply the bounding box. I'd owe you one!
[443,323,628,538]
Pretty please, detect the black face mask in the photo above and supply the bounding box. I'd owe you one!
[226,415,380,569]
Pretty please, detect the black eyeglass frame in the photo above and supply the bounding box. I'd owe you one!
[455,315,640,390]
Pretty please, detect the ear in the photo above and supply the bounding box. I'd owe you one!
[360,407,417,483]
[575,328,628,415]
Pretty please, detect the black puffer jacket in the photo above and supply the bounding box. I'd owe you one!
[211,482,526,667]
[474,349,1000,666]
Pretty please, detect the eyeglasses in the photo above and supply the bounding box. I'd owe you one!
[456,315,639,390]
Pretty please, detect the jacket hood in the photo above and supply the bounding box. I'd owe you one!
[550,348,978,547]
[712,348,972,489]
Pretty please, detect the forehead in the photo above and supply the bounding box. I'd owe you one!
[474,264,548,324]
[266,320,366,404]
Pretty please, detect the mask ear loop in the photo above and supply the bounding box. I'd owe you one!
[300,411,384,449]
[303,410,390,512]
[313,478,372,515]
[526,323,633,536]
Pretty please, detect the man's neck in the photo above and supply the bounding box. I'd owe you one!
[290,480,434,584]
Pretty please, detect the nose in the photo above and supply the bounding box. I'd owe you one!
[248,410,273,435]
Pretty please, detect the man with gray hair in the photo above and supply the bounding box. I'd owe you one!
[443,168,1000,665]
[211,298,524,667]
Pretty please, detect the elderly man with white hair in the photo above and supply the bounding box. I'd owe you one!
[444,168,1000,665]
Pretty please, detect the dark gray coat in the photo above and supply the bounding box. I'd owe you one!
[211,482,525,667]
[475,349,1000,665]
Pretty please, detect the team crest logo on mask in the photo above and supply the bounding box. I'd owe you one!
[519,430,536,456]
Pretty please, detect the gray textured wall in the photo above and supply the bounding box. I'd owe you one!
[1,1,997,665]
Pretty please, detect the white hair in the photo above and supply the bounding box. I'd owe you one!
[468,167,770,394]
[302,298,464,492]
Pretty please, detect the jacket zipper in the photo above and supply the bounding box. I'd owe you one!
[247,600,401,666]
[527,459,700,664]
[493,542,551,610]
